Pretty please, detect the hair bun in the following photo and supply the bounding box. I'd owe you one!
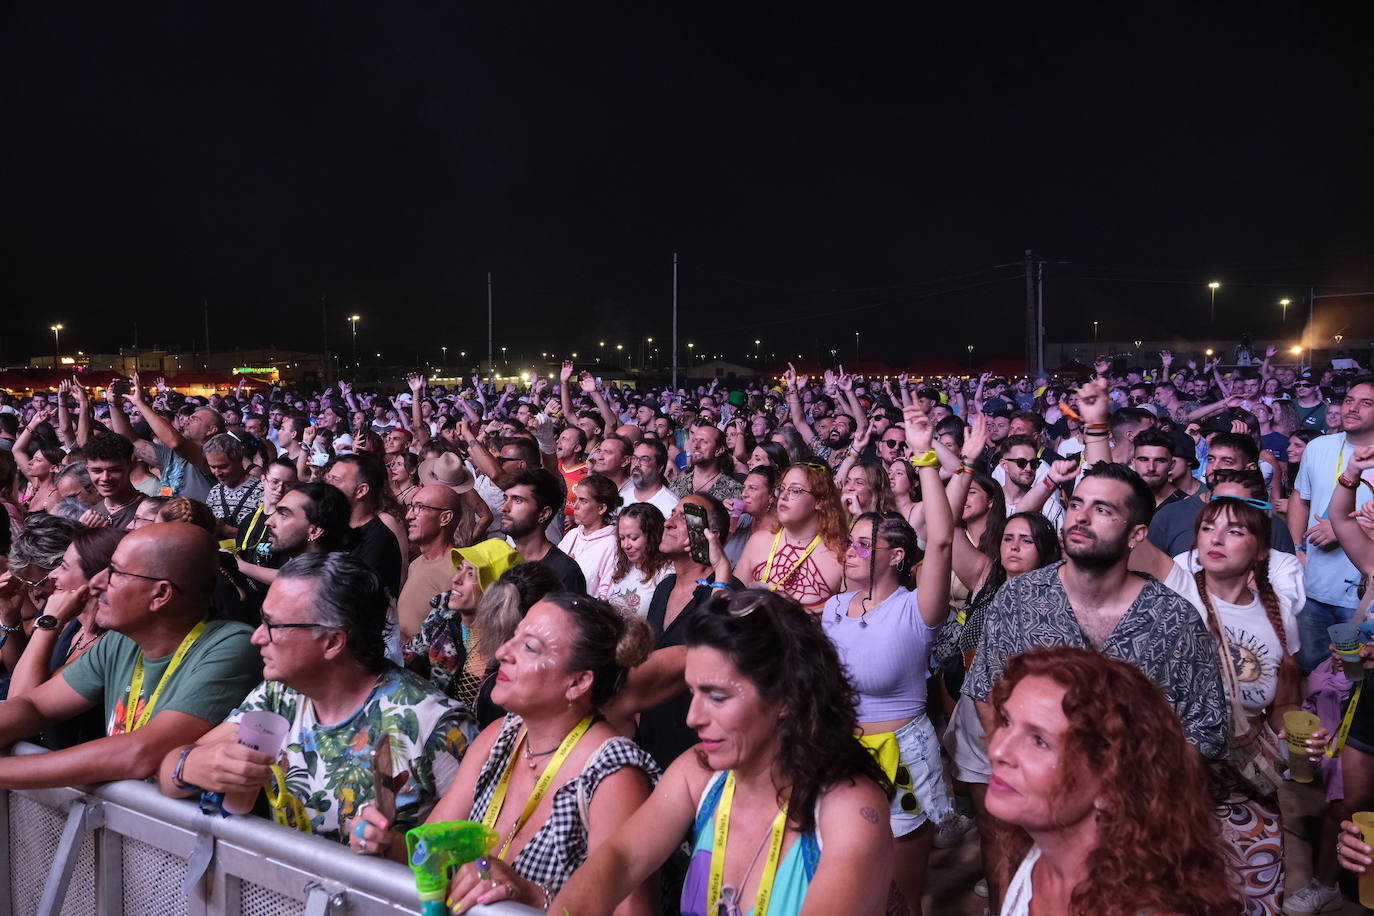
[614,614,654,669]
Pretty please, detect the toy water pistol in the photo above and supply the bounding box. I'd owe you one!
[405,821,499,916]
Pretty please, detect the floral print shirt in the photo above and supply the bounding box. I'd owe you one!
[228,667,477,842]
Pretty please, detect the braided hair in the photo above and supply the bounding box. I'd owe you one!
[853,511,922,611]
[1190,498,1287,657]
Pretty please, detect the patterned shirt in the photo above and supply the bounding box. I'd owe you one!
[208,475,264,527]
[404,591,488,708]
[963,562,1229,761]
[228,667,477,842]
[669,470,743,503]
[470,714,661,894]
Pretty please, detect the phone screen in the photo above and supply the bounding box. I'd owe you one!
[683,503,710,565]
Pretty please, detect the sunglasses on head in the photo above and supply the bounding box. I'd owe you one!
[794,459,830,472]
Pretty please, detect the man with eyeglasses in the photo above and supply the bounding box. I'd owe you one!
[624,438,679,518]
[0,523,261,789]
[1290,369,1329,433]
[396,485,463,641]
[157,553,475,854]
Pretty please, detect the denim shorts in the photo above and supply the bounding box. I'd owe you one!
[884,715,954,837]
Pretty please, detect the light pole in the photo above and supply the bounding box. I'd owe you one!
[50,323,64,368]
[501,346,507,369]
[755,339,761,362]
[687,342,695,364]
[1280,298,1291,324]
[348,315,361,367]
[441,345,447,366]
[645,337,654,370]
[854,331,860,360]
[1208,281,1221,324]
[615,343,623,364]
[966,344,974,373]
[1092,320,1099,344]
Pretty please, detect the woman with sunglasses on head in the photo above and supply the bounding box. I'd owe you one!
[818,404,953,913]
[0,514,78,696]
[734,461,847,612]
[551,588,894,916]
[422,592,660,914]
[8,526,127,748]
[1129,495,1299,913]
[987,647,1241,916]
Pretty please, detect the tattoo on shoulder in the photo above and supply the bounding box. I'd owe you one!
[860,806,881,824]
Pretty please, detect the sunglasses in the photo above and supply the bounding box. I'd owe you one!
[1001,457,1035,470]
[883,439,907,451]
[841,536,883,559]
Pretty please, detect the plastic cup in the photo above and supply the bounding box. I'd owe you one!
[1356,812,1374,907]
[1330,623,1366,682]
[1285,710,1322,784]
[222,711,290,815]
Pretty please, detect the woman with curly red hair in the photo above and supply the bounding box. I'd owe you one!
[987,646,1240,916]
[734,460,847,611]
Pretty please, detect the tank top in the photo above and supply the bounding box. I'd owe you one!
[680,771,820,916]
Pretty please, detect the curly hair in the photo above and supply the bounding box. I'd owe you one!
[770,462,849,553]
[685,588,892,833]
[990,647,1240,915]
[611,502,669,581]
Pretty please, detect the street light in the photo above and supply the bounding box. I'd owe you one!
[50,323,64,368]
[348,315,361,367]
[1092,321,1099,344]
[1279,298,1291,323]
[966,344,974,372]
[754,339,761,361]
[501,346,507,367]
[441,345,447,365]
[1208,281,1221,324]
[1205,348,1215,357]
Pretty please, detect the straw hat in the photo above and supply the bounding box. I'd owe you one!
[418,452,474,494]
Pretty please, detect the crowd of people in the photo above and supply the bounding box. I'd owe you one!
[0,348,1373,914]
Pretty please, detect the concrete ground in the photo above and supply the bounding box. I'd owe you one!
[919,780,1372,914]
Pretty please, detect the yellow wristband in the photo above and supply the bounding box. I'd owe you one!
[909,449,939,468]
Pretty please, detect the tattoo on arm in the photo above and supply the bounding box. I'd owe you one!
[860,806,881,824]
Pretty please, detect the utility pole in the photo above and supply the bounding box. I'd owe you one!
[1035,259,1045,377]
[671,253,679,391]
[487,273,494,379]
[203,299,211,357]
[1024,250,1037,376]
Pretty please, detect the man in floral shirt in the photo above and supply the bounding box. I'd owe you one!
[158,554,476,856]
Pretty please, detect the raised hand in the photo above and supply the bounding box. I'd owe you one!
[405,372,425,394]
[579,371,598,395]
[961,414,988,463]
[1265,345,1278,359]
[1046,455,1082,486]
[128,372,147,403]
[338,380,353,397]
[71,376,89,406]
[1159,349,1173,365]
[783,364,797,389]
[902,404,934,453]
[1075,377,1112,425]
[837,370,855,393]
[560,360,575,383]
[155,376,168,395]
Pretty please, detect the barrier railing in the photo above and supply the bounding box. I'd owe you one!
[2,742,541,916]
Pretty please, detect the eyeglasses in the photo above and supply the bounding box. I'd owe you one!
[1001,457,1036,470]
[12,569,53,589]
[495,455,524,465]
[406,502,447,514]
[259,613,335,643]
[107,563,182,593]
[842,537,883,559]
[1210,495,1275,512]
[773,485,813,499]
[883,439,907,451]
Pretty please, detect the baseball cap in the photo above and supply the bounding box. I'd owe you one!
[451,538,524,590]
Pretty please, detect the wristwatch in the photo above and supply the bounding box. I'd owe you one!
[34,615,60,631]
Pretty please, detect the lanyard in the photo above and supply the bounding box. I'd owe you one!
[708,772,789,916]
[124,621,207,733]
[762,531,820,593]
[481,716,593,859]
[1328,681,1364,758]
[1318,436,1353,521]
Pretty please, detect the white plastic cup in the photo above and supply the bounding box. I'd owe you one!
[222,711,290,815]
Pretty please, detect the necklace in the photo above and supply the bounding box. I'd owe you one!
[522,738,560,771]
[69,627,101,657]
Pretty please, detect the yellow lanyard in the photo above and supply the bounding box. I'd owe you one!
[1328,681,1364,758]
[124,621,207,733]
[481,716,593,859]
[762,531,821,592]
[237,504,267,551]
[708,772,789,916]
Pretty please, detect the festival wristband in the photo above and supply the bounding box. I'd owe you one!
[908,449,939,468]
[695,579,734,590]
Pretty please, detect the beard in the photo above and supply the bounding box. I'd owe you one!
[1062,524,1130,571]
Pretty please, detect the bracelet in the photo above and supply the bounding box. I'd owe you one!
[694,579,733,590]
[955,465,976,475]
[909,449,939,468]
[172,746,199,792]
[1083,430,1110,439]
[959,459,976,470]
[1296,546,1307,552]
[1083,422,1109,433]
[1338,474,1362,491]
[0,622,22,633]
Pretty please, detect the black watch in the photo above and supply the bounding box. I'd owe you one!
[34,615,60,631]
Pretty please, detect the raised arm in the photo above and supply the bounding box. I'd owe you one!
[837,369,869,441]
[1331,447,1374,574]
[459,420,501,482]
[581,372,620,435]
[558,361,577,426]
[907,406,952,627]
[129,373,206,469]
[72,378,93,447]
[55,381,75,448]
[1076,377,1113,468]
[405,373,431,447]
[103,385,136,441]
[12,406,57,477]
[783,364,818,443]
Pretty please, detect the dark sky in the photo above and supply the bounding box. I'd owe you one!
[4,4,1372,369]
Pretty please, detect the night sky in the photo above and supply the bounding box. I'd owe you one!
[4,4,1372,369]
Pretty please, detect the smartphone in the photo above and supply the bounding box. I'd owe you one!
[683,503,711,565]
[112,380,132,396]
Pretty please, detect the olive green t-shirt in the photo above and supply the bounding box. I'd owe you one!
[63,619,262,735]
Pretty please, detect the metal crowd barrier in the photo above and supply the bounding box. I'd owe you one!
[2,743,540,916]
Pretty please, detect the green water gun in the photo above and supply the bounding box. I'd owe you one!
[405,821,500,916]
